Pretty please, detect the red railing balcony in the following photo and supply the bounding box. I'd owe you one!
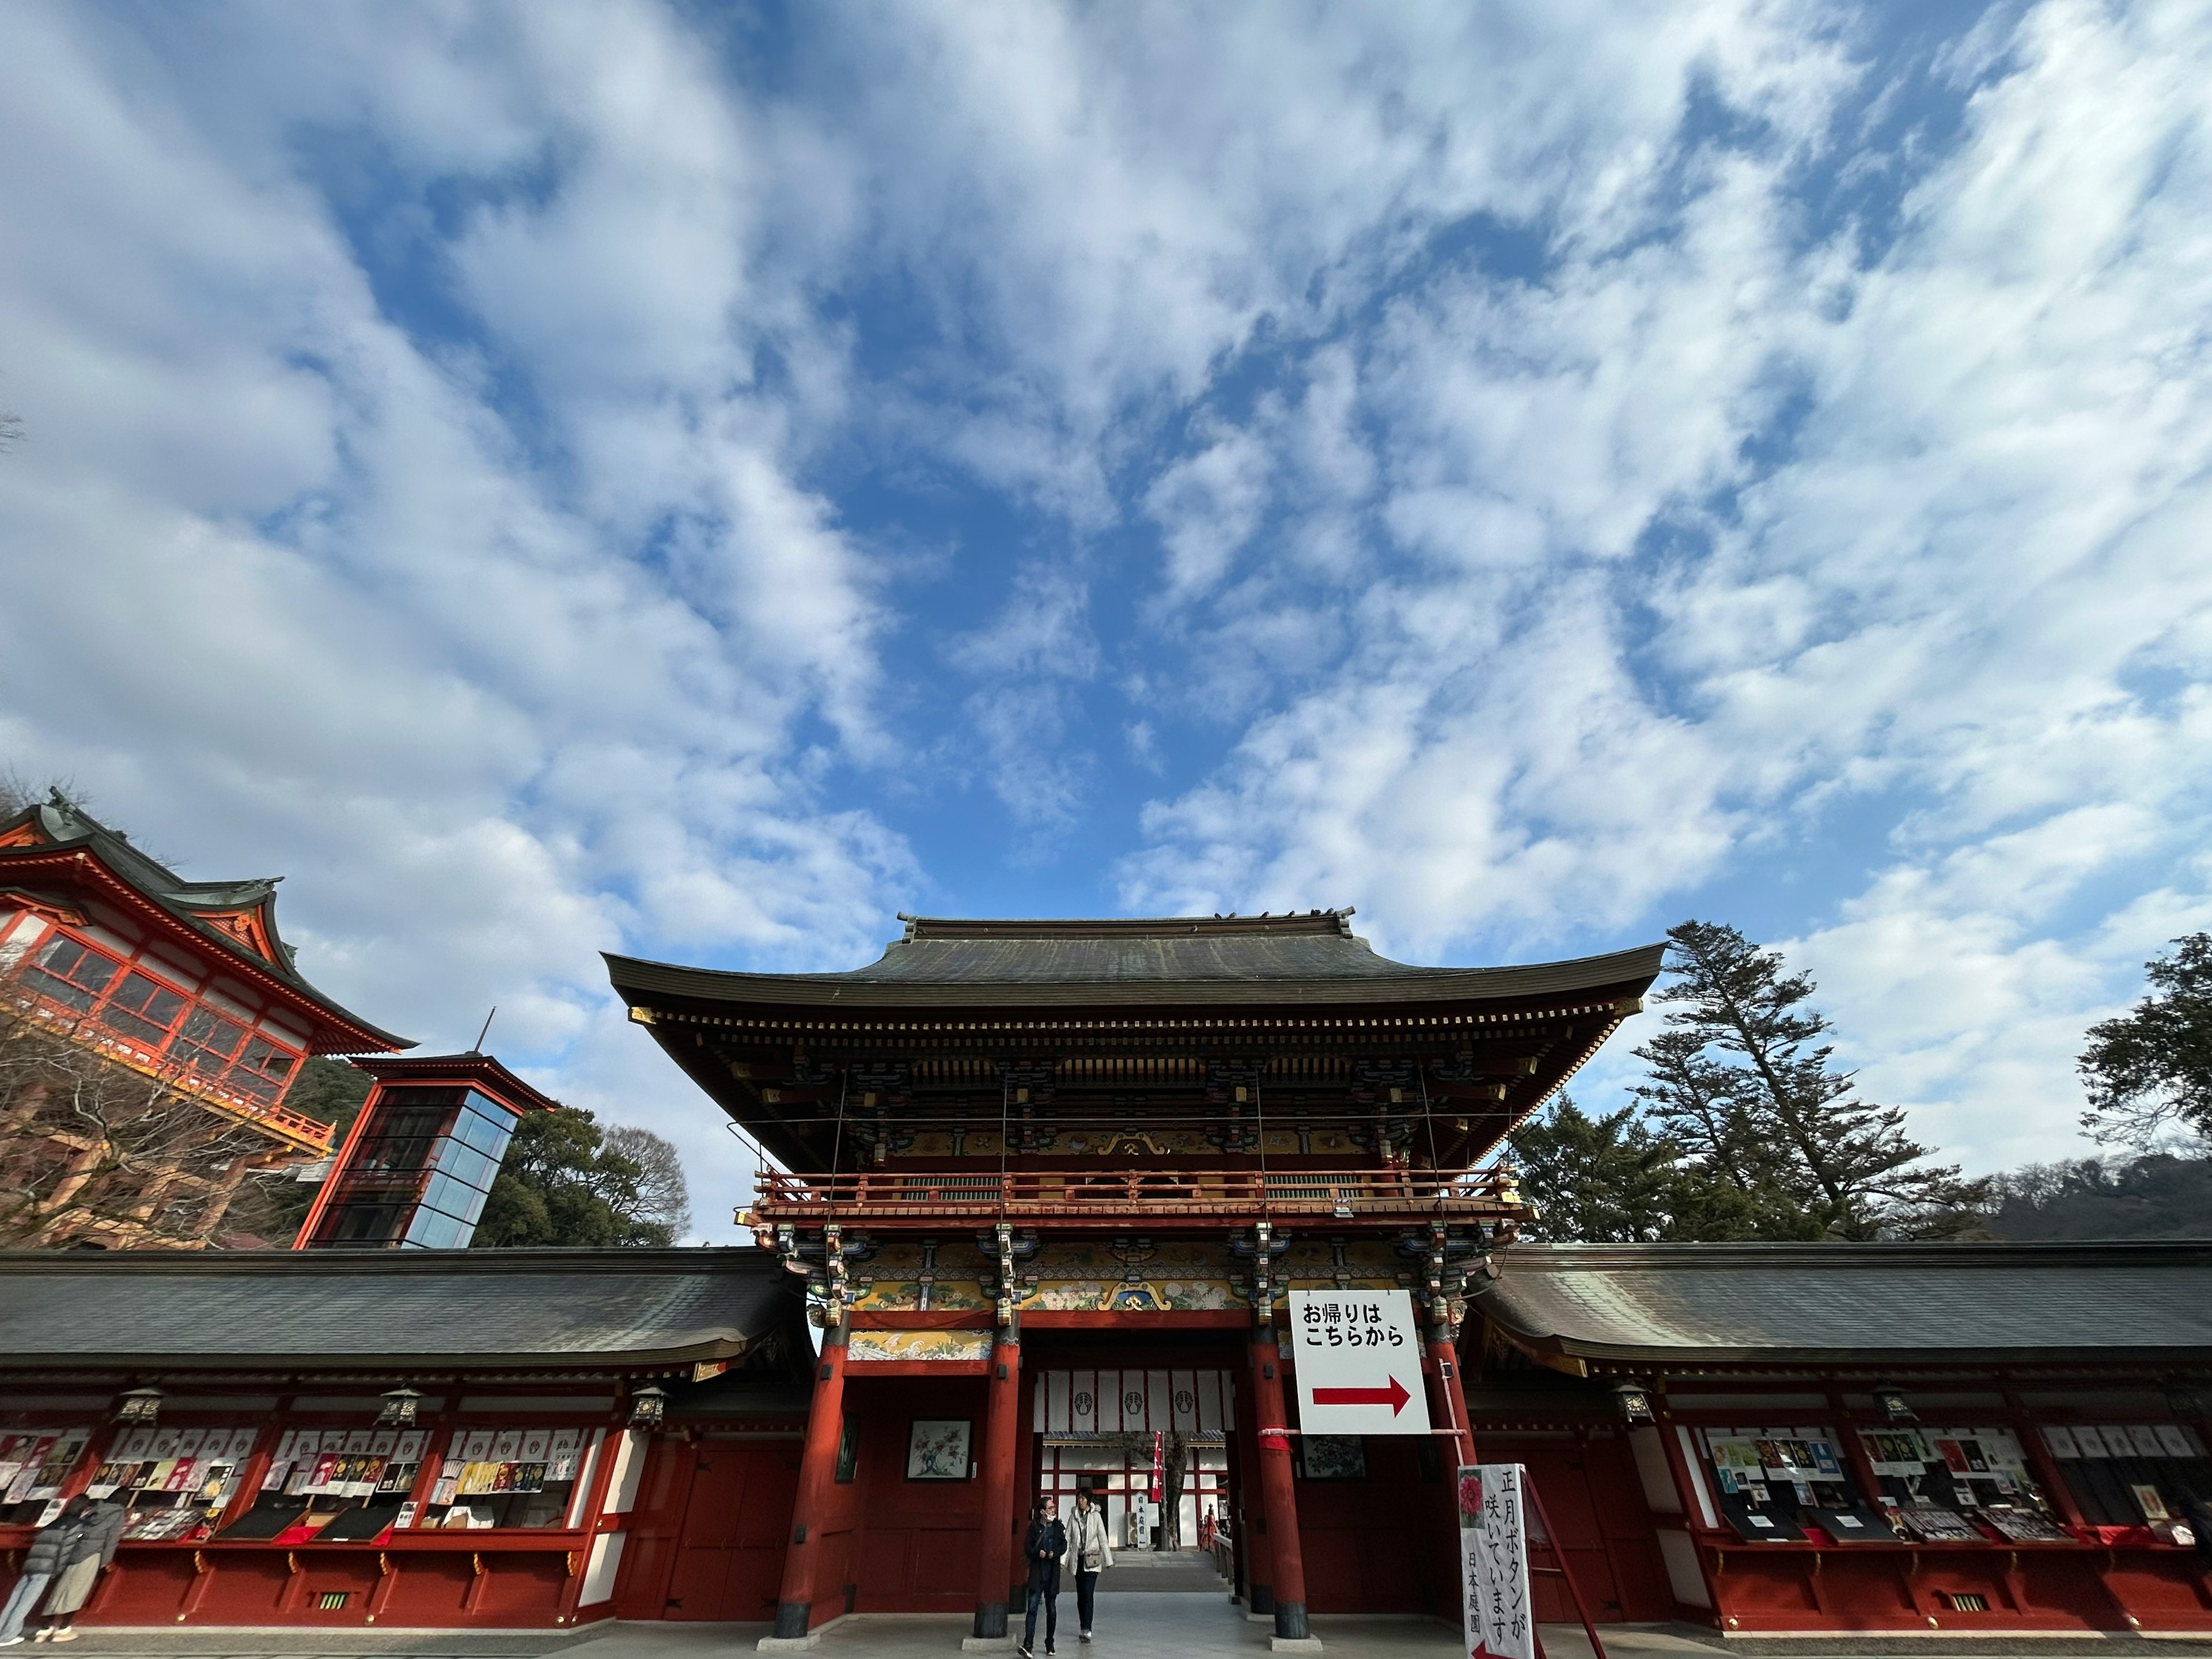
[5,986,335,1156]
[747,1166,1524,1230]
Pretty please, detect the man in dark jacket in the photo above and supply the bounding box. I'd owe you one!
[1017,1495,1067,1658]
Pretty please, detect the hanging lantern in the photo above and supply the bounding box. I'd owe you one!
[115,1387,164,1424]
[376,1387,424,1427]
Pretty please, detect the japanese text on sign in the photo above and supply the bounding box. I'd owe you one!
[1287,1288,1431,1435]
[1458,1464,1534,1659]
[1300,1297,1406,1347]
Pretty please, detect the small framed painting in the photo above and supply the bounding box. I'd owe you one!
[1297,1435,1367,1481]
[906,1418,973,1481]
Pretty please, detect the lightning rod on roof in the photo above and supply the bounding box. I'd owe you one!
[472,1006,497,1054]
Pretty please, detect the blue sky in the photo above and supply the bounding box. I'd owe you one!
[3,1,2209,1238]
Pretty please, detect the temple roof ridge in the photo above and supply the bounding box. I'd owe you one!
[0,791,408,1051]
[893,908,1358,941]
[607,911,1666,1010]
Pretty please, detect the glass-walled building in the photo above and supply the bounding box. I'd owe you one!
[296,1054,555,1250]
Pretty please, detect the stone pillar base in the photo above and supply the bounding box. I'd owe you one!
[771,1601,812,1641]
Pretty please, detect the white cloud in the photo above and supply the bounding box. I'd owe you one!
[0,2,910,1237]
[1113,0,2212,1168]
[6,0,2211,1212]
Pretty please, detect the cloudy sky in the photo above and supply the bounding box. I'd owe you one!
[3,1,2208,1238]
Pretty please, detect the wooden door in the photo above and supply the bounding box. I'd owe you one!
[660,1448,802,1622]
[1484,1434,1675,1624]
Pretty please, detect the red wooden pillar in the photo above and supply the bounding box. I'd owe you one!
[1426,1334,1475,1471]
[1251,1330,1310,1642]
[772,1320,850,1640]
[1233,1349,1274,1616]
[973,1326,1024,1639]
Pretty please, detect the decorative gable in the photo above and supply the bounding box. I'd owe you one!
[195,904,279,966]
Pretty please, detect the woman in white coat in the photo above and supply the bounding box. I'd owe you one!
[1060,1489,1115,1643]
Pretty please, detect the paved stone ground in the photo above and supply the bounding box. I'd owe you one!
[1094,1547,1229,1593]
[41,1606,2212,1659]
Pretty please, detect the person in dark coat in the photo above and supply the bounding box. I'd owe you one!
[0,1502,78,1646]
[0,1496,119,1647]
[1017,1495,1067,1658]
[32,1495,122,1642]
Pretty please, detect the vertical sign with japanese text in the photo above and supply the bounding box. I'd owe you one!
[1458,1464,1535,1659]
[1289,1287,1432,1435]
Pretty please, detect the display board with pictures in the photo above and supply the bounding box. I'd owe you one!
[205,1427,431,1545]
[89,1425,263,1541]
[0,1429,94,1526]
[2040,1422,2211,1533]
[415,1427,590,1531]
[1855,1425,2065,1540]
[1698,1427,1893,1544]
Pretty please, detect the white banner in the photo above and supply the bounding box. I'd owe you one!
[1459,1463,1535,1659]
[1033,1369,1234,1434]
[1289,1287,1432,1435]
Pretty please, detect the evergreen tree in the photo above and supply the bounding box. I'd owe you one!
[1638,920,1987,1240]
[473,1107,688,1248]
[2078,934,2212,1151]
[1509,1095,1815,1242]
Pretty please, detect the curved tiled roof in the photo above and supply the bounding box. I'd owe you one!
[0,796,407,1051]
[0,1247,799,1373]
[1478,1241,2212,1368]
[608,913,1666,1011]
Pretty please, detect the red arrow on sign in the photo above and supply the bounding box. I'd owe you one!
[1312,1375,1412,1415]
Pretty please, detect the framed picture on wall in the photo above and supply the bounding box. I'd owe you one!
[1297,1435,1366,1481]
[906,1419,973,1481]
[834,1416,859,1484]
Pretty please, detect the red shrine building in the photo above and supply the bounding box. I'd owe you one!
[0,908,2206,1641]
[604,911,1665,1645]
[0,795,407,1247]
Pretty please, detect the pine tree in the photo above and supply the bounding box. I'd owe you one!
[1509,1097,1685,1242]
[1510,1094,1817,1243]
[2078,934,2212,1152]
[1639,921,1987,1240]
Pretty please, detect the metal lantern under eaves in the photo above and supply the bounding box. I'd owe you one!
[1611,1380,1657,1425]
[630,1384,669,1428]
[115,1387,164,1423]
[377,1386,424,1427]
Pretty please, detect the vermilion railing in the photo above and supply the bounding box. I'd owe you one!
[6,987,336,1156]
[751,1166,1522,1221]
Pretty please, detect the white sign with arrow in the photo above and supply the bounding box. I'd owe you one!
[1288,1287,1432,1435]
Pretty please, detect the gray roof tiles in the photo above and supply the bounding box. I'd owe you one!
[1480,1241,2212,1365]
[606,916,1667,1011]
[0,1247,798,1372]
